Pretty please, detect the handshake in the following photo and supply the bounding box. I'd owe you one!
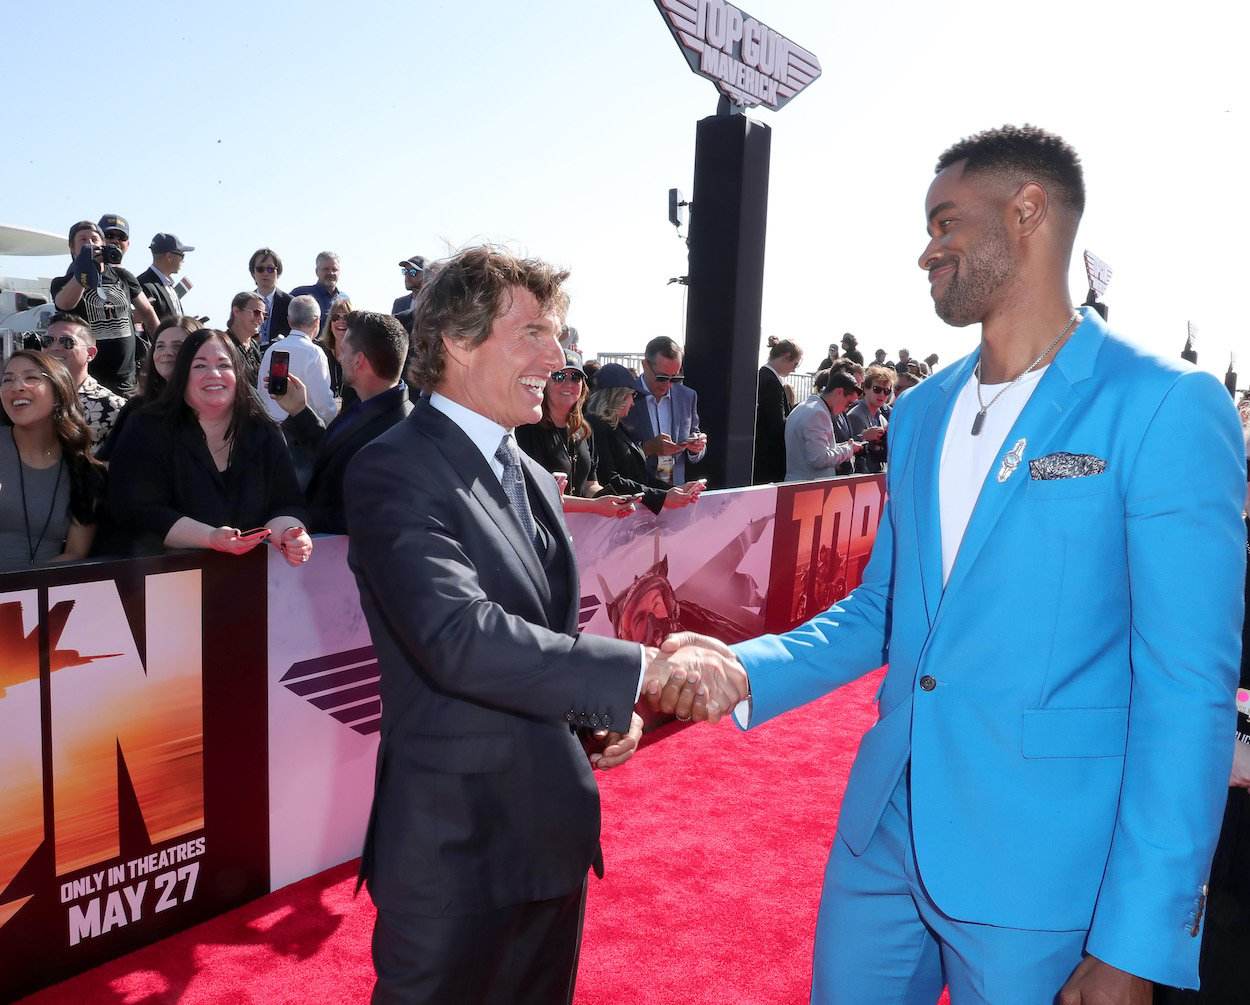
[641,632,749,725]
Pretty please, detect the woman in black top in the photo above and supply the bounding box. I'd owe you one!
[97,316,203,462]
[106,329,312,565]
[584,370,702,517]
[224,292,265,386]
[516,354,636,519]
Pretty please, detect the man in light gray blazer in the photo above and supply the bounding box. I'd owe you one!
[784,369,877,481]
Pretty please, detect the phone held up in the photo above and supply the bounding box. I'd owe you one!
[268,349,290,396]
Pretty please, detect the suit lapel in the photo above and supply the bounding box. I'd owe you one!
[937,311,1104,608]
[412,403,553,612]
[519,450,579,633]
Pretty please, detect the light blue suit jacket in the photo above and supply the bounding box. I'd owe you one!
[734,310,1245,987]
[624,379,705,485]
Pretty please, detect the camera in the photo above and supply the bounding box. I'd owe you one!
[100,244,124,265]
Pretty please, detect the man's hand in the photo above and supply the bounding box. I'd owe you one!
[684,431,708,453]
[1231,738,1250,789]
[861,426,886,442]
[642,632,749,724]
[72,245,101,290]
[643,433,686,457]
[589,712,644,770]
[1059,955,1151,1005]
[266,371,308,417]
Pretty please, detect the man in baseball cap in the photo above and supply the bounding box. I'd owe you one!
[98,213,130,260]
[137,234,195,322]
[392,254,428,331]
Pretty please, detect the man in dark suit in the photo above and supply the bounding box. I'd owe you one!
[267,310,411,534]
[753,337,802,484]
[343,246,745,1004]
[250,247,291,345]
[136,233,193,321]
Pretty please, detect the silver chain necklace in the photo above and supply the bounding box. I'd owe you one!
[971,312,1079,436]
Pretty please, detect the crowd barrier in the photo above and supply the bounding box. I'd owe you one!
[0,473,884,1000]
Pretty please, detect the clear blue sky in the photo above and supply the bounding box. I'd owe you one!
[5,1,1245,378]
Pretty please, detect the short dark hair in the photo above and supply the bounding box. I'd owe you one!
[644,336,682,366]
[249,248,283,275]
[821,370,861,397]
[344,311,407,383]
[46,311,93,346]
[936,124,1085,216]
[409,246,570,392]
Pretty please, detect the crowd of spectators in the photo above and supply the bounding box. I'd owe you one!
[1,224,748,574]
[0,215,959,574]
[754,331,940,484]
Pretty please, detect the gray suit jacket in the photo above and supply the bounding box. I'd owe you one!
[623,379,705,484]
[784,393,856,481]
[344,398,640,917]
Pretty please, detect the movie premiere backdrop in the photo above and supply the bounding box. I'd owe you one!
[0,475,883,1000]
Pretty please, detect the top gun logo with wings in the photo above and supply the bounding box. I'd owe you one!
[654,0,821,111]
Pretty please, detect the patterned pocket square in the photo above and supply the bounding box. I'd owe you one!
[1029,452,1107,480]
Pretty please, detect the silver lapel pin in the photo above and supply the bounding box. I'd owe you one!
[997,438,1027,484]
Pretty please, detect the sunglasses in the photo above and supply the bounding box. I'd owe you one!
[40,335,79,351]
[401,267,422,277]
[104,231,128,242]
[549,370,584,384]
[246,307,266,318]
[868,384,891,395]
[254,265,277,274]
[330,314,349,323]
[650,372,684,383]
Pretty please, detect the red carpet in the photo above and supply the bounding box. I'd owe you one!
[17,669,952,1004]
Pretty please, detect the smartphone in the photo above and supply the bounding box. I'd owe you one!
[238,527,271,543]
[268,350,290,395]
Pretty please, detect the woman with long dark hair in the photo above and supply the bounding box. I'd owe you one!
[0,350,106,570]
[105,329,312,565]
[96,315,204,462]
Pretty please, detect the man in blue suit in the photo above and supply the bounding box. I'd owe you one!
[659,126,1246,1003]
[623,336,708,485]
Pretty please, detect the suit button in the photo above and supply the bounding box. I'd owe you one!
[919,675,936,691]
[565,711,576,723]
[600,714,611,729]
[589,714,601,728]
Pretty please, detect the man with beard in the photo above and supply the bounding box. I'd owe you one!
[657,125,1245,1003]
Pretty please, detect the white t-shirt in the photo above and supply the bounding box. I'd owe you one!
[938,366,1047,584]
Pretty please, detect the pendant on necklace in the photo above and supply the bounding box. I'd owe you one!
[971,410,986,436]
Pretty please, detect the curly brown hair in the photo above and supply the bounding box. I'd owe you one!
[408,246,570,392]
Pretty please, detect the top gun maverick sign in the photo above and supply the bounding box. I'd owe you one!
[654,0,821,110]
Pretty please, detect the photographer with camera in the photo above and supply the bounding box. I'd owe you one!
[846,363,893,473]
[51,220,161,397]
